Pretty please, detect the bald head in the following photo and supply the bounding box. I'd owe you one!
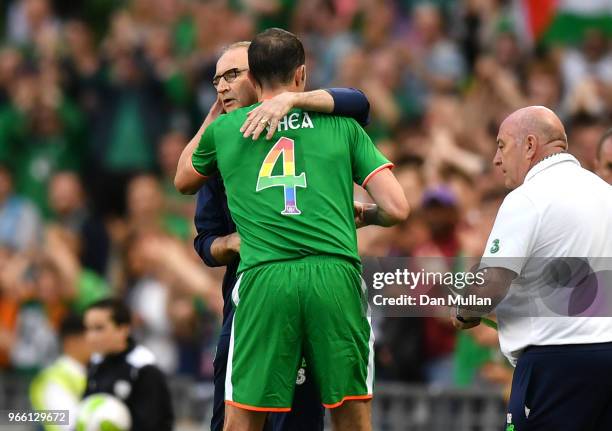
[494,106,568,189]
[500,106,567,151]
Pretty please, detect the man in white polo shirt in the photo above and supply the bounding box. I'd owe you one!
[454,106,612,431]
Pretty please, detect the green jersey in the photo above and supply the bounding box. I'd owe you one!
[192,104,391,273]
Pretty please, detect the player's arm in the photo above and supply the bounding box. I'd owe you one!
[174,98,223,194]
[361,169,410,226]
[241,88,370,140]
[351,121,409,226]
[194,184,240,267]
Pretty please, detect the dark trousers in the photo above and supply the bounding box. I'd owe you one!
[506,342,612,430]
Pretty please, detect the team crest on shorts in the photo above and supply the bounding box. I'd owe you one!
[296,358,307,385]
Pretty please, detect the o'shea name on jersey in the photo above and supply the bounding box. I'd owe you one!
[268,111,315,133]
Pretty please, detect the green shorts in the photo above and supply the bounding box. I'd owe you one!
[225,255,374,411]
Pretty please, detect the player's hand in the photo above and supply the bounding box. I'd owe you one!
[206,96,225,124]
[354,201,377,228]
[451,306,481,330]
[240,92,296,140]
[226,232,241,253]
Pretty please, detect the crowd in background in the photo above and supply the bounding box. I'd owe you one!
[1,0,611,398]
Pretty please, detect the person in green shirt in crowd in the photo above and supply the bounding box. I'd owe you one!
[0,70,84,218]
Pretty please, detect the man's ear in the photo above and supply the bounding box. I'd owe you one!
[118,324,131,341]
[526,135,538,160]
[295,65,306,87]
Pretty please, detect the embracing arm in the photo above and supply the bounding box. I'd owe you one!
[174,98,224,194]
[241,88,371,140]
[193,184,240,267]
[326,87,370,126]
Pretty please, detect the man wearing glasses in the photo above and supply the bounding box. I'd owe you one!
[190,41,371,431]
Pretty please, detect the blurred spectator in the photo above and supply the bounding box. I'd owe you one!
[83,298,174,430]
[0,245,20,368]
[120,229,220,375]
[87,11,169,217]
[60,20,103,113]
[6,0,60,47]
[561,29,612,102]
[596,128,612,184]
[45,225,110,314]
[0,244,69,373]
[157,131,195,221]
[30,313,90,431]
[295,0,357,89]
[0,47,23,107]
[125,174,190,241]
[362,47,411,135]
[120,230,178,373]
[235,0,298,32]
[0,67,84,216]
[406,3,466,101]
[375,315,425,383]
[416,187,462,388]
[0,164,42,251]
[454,322,512,395]
[48,171,110,276]
[567,113,608,171]
[525,60,563,113]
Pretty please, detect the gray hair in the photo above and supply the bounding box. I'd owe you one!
[221,41,251,54]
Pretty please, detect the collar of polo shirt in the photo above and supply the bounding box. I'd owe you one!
[524,152,579,183]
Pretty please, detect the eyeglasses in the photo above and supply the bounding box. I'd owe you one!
[212,68,248,89]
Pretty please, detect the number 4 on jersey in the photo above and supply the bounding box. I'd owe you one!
[256,137,307,215]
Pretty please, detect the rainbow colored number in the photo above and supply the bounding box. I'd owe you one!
[256,137,307,215]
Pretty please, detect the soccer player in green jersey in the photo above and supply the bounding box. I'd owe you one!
[176,28,408,431]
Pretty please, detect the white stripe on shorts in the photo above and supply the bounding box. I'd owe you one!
[231,273,243,306]
[225,274,243,401]
[361,277,375,394]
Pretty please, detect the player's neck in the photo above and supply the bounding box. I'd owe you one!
[259,85,299,100]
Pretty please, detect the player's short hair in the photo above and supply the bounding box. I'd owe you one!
[222,41,251,54]
[86,298,131,327]
[597,128,612,160]
[59,313,85,340]
[248,28,305,88]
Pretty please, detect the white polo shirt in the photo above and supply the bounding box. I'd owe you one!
[482,153,612,366]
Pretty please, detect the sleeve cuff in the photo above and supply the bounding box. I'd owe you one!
[191,157,209,179]
[361,163,394,188]
[194,234,223,267]
[326,87,371,126]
